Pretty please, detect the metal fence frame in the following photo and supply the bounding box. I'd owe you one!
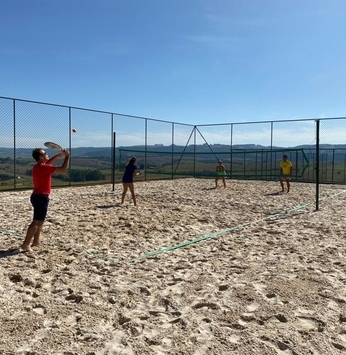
[1,96,346,196]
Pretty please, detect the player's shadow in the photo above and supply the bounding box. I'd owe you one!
[0,248,21,259]
[96,204,116,209]
[265,191,283,196]
[96,203,124,209]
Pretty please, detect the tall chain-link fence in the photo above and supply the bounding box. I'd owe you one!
[1,96,346,191]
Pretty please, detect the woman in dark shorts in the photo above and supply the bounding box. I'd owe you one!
[121,157,140,206]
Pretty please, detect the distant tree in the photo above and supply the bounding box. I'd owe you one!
[85,169,105,181]
[68,169,105,182]
[69,169,85,182]
[53,174,65,180]
[0,174,13,181]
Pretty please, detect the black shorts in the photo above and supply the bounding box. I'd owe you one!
[31,194,50,222]
[122,176,134,183]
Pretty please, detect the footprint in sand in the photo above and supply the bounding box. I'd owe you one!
[247,301,260,312]
[65,313,83,326]
[295,316,325,332]
[33,305,47,315]
[229,334,241,344]
[260,335,297,354]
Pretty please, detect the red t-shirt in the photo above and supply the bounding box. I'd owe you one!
[32,163,56,195]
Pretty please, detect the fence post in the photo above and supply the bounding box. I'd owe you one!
[315,119,320,211]
[68,107,72,187]
[13,99,16,190]
[193,127,196,176]
[270,121,273,180]
[171,123,174,179]
[229,124,233,179]
[112,132,116,191]
[332,148,335,183]
[145,118,147,181]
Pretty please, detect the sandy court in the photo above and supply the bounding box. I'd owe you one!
[1,178,346,354]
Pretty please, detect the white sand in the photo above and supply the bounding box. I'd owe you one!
[1,178,346,354]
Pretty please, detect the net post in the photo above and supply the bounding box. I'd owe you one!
[315,120,320,211]
[112,132,116,191]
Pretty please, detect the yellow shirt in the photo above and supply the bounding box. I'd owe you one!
[280,160,292,175]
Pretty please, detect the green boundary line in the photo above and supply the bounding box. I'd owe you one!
[1,189,345,264]
[0,228,118,263]
[129,189,346,263]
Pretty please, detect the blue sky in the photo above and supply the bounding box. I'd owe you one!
[1,0,346,128]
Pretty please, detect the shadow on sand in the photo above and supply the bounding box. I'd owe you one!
[96,205,115,209]
[264,191,283,196]
[0,248,22,259]
[96,203,124,209]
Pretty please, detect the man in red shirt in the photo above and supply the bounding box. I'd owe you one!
[21,147,70,255]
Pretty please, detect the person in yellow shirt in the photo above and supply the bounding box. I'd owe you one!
[280,155,293,192]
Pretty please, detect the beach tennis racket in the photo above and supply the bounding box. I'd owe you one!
[44,141,63,151]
